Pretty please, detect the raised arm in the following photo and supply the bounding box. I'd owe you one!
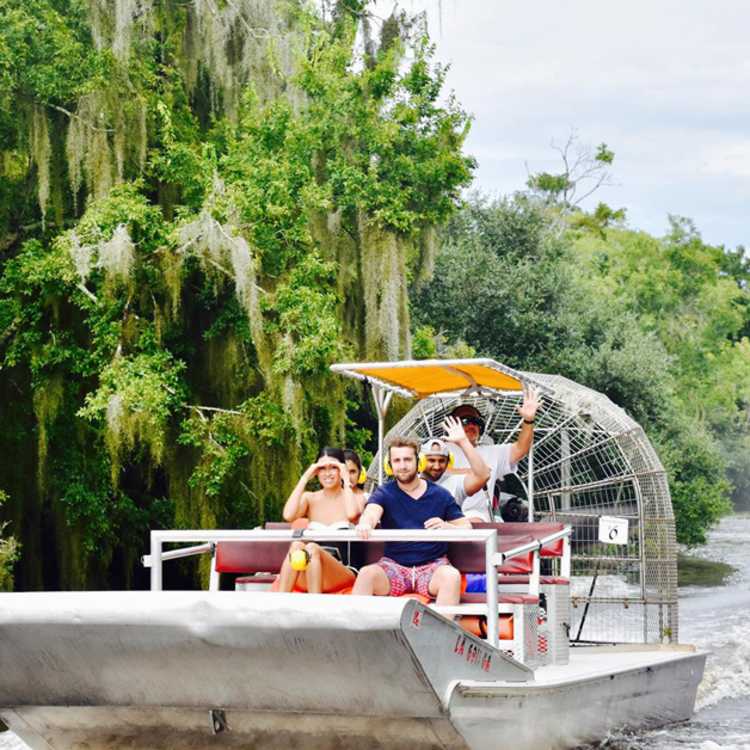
[442,416,490,495]
[281,463,319,522]
[510,385,540,465]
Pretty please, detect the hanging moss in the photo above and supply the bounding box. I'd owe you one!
[160,249,184,321]
[31,106,52,228]
[32,375,65,493]
[416,225,437,285]
[0,1,473,591]
[357,210,412,359]
[185,0,302,117]
[177,208,272,376]
[97,224,136,283]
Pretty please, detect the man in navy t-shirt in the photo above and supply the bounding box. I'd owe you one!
[352,436,472,606]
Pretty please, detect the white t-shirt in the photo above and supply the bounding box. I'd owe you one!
[446,443,517,522]
[436,473,467,505]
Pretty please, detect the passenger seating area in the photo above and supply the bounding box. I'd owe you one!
[210,521,571,666]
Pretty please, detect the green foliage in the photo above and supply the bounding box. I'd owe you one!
[412,194,749,545]
[0,0,110,103]
[412,194,571,368]
[412,324,475,360]
[569,202,626,237]
[526,172,571,202]
[266,254,347,378]
[79,351,188,481]
[0,2,471,588]
[0,490,19,591]
[525,134,616,209]
[653,415,732,546]
[573,218,750,522]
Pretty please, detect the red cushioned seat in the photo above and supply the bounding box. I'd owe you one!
[448,535,535,575]
[215,542,289,574]
[235,574,277,585]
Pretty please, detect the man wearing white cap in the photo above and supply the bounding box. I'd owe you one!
[420,417,490,518]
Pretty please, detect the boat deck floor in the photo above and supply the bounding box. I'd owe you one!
[461,643,702,690]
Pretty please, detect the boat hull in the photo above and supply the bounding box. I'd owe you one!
[0,591,705,750]
[450,646,706,750]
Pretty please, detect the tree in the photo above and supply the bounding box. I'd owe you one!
[0,490,18,591]
[0,1,474,589]
[412,194,743,544]
[526,132,616,209]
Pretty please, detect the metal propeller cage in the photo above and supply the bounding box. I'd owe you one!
[369,372,678,645]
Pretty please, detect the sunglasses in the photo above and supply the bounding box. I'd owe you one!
[458,416,484,428]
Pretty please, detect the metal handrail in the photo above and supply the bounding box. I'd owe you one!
[144,525,572,649]
[150,542,214,562]
[493,528,571,565]
[147,528,500,644]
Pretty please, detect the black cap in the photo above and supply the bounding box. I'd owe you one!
[450,404,485,430]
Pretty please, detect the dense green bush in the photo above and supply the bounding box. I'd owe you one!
[412,196,748,544]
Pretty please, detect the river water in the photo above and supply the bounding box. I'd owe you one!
[2,514,749,750]
[583,513,750,750]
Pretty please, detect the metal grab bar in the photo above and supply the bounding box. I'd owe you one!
[492,527,572,566]
[146,528,501,646]
[142,542,214,567]
[144,526,571,648]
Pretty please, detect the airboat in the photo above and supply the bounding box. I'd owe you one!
[0,359,706,750]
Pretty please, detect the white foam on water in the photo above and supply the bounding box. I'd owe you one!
[696,622,750,709]
[0,731,29,750]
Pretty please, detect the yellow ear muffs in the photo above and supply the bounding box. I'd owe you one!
[358,466,367,485]
[417,452,452,472]
[384,456,393,476]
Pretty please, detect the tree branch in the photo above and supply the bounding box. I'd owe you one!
[77,283,98,303]
[45,102,114,133]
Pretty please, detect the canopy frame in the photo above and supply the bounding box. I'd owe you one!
[331,358,547,519]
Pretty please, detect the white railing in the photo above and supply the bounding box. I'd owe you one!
[143,526,572,650]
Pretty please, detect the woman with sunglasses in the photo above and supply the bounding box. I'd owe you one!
[275,447,365,594]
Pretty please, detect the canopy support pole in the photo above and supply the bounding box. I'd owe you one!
[371,385,393,486]
[527,444,535,521]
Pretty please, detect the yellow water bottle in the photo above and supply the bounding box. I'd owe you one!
[290,549,310,571]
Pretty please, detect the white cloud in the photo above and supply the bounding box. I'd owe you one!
[372,0,750,247]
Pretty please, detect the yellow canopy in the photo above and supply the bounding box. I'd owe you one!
[330,358,525,399]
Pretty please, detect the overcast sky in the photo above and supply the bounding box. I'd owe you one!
[372,1,749,249]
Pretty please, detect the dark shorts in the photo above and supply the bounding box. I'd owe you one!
[376,556,451,597]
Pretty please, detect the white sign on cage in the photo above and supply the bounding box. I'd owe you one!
[598,516,629,545]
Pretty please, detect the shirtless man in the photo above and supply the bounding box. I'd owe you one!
[353,437,471,606]
[276,447,365,593]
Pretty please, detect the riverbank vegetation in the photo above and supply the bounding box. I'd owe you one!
[412,194,749,545]
[0,1,746,589]
[0,0,472,589]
